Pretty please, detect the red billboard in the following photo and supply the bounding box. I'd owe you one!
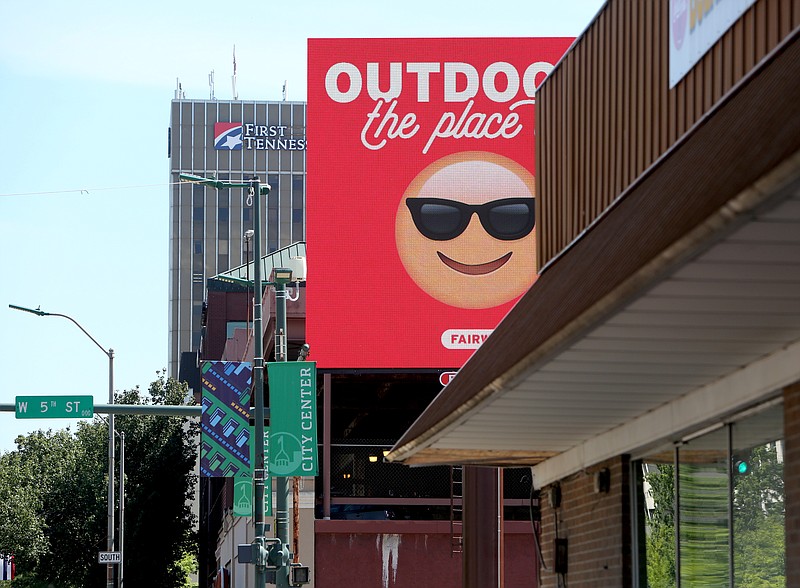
[307,38,573,369]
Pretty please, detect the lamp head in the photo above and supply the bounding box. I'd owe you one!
[272,268,293,284]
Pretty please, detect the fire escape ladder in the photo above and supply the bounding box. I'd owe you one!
[450,465,463,555]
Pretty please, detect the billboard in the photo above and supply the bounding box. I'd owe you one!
[307,38,573,369]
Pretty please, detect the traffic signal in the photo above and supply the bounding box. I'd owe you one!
[732,453,750,475]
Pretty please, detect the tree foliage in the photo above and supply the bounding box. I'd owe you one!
[0,373,197,588]
[115,372,198,587]
[644,464,676,588]
[733,443,785,587]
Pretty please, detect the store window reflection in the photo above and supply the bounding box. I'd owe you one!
[732,404,784,586]
[678,427,730,586]
[639,401,784,587]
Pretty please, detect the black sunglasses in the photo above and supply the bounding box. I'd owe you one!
[405,197,535,241]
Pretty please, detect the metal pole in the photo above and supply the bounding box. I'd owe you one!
[119,431,125,588]
[108,351,116,588]
[7,305,117,588]
[251,177,267,588]
[275,280,290,588]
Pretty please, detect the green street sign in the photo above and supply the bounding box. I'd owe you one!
[267,362,318,477]
[15,395,94,419]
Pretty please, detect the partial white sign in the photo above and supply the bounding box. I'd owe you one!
[669,0,757,88]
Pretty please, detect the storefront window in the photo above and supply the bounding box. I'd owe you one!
[642,458,676,587]
[638,401,784,587]
[678,427,730,586]
[732,404,784,586]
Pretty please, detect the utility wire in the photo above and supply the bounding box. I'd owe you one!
[0,174,264,197]
[0,182,180,198]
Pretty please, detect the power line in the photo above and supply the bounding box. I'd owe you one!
[0,182,179,198]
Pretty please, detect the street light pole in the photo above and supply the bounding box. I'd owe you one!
[179,173,279,588]
[250,176,269,588]
[9,304,117,588]
[273,278,290,588]
[98,415,125,588]
[107,349,116,588]
[119,431,125,588]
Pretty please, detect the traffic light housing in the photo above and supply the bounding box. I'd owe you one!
[732,450,752,475]
[291,564,311,585]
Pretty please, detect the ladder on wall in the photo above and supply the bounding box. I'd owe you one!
[450,465,463,556]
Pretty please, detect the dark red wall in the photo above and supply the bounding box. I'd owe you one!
[315,520,537,588]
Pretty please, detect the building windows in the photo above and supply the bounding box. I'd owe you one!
[169,100,307,376]
[637,402,784,587]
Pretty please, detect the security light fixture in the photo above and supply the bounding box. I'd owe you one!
[297,343,311,361]
[593,468,611,494]
[273,268,293,283]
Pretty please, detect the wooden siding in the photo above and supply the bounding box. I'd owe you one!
[537,0,800,268]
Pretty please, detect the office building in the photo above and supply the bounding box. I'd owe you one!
[168,99,307,376]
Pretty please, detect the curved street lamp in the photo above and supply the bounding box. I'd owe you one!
[9,303,118,588]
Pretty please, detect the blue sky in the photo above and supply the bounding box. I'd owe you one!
[0,0,605,452]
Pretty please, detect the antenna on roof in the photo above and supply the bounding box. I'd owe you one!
[209,70,215,100]
[174,78,185,99]
[232,45,238,100]
[282,80,287,101]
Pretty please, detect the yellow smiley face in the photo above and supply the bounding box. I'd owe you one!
[395,151,537,309]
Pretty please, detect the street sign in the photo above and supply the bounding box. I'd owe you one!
[98,551,121,564]
[15,395,93,419]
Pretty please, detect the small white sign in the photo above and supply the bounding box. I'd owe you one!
[98,551,121,564]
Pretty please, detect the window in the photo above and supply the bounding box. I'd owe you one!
[678,427,730,585]
[732,406,784,586]
[226,321,248,339]
[637,401,784,587]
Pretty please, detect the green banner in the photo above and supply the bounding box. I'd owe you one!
[234,428,272,517]
[233,478,253,517]
[267,361,318,476]
[232,477,272,518]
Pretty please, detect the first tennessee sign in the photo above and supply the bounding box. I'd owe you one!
[214,122,307,151]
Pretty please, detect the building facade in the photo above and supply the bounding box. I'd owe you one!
[389,1,800,586]
[168,100,307,376]
[197,266,539,588]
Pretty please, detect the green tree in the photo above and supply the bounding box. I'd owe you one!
[0,373,198,588]
[36,423,108,587]
[0,427,107,587]
[115,372,198,588]
[644,463,676,588]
